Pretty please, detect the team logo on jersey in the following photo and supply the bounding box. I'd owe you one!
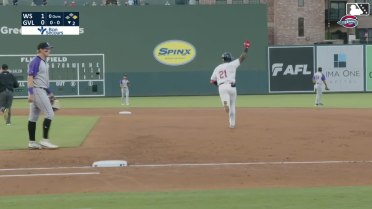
[337,15,358,28]
[153,40,196,66]
[272,63,311,76]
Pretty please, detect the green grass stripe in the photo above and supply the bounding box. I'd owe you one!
[1,186,372,209]
[9,93,372,109]
[0,116,98,150]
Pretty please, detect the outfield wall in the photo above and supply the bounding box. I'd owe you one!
[366,45,372,92]
[0,6,268,97]
[268,45,372,93]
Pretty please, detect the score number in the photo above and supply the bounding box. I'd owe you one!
[21,12,79,35]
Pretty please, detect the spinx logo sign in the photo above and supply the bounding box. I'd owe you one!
[158,48,191,56]
[272,63,311,76]
[153,40,196,66]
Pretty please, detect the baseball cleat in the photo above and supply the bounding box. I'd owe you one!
[229,125,235,129]
[28,141,42,150]
[40,139,59,149]
[3,108,9,123]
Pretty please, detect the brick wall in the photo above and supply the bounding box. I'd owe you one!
[198,0,325,45]
[272,0,325,45]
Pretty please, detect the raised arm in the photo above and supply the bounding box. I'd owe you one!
[239,40,250,64]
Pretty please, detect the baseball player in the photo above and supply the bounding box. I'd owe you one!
[120,74,130,106]
[210,40,250,128]
[313,67,329,106]
[0,64,19,125]
[27,42,58,149]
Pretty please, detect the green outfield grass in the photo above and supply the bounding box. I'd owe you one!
[10,93,372,109]
[0,116,98,150]
[1,186,372,209]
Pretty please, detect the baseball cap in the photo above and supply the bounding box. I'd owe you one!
[1,64,8,70]
[37,42,53,50]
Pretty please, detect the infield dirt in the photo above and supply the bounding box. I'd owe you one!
[1,108,372,195]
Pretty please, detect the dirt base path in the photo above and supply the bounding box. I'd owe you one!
[1,108,372,196]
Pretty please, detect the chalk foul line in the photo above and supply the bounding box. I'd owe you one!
[0,172,100,178]
[129,160,372,168]
[1,160,372,172]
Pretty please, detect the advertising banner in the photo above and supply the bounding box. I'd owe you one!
[317,45,364,92]
[366,45,372,91]
[269,46,315,92]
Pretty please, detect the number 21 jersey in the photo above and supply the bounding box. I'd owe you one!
[210,59,240,85]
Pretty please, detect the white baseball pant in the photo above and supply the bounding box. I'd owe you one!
[314,84,323,105]
[121,87,129,105]
[218,83,236,127]
[29,88,54,122]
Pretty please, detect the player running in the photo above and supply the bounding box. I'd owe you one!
[27,42,58,149]
[313,67,329,106]
[210,40,250,128]
[120,74,130,105]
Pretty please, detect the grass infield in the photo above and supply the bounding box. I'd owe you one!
[9,93,372,109]
[0,116,98,150]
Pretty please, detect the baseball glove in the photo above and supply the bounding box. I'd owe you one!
[49,96,61,111]
[244,40,251,49]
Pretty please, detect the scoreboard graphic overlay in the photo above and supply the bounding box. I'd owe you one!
[0,54,105,98]
[21,12,79,35]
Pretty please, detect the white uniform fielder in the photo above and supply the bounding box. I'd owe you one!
[313,71,326,105]
[211,59,240,128]
[120,79,130,105]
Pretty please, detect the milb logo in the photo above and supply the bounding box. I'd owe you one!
[346,3,370,16]
[334,53,347,68]
[272,63,311,76]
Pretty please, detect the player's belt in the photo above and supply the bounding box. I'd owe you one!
[219,82,236,87]
[35,87,48,91]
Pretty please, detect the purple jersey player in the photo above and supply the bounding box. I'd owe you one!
[313,67,329,106]
[27,42,58,149]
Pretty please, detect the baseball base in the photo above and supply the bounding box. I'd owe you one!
[119,111,132,115]
[92,160,128,167]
